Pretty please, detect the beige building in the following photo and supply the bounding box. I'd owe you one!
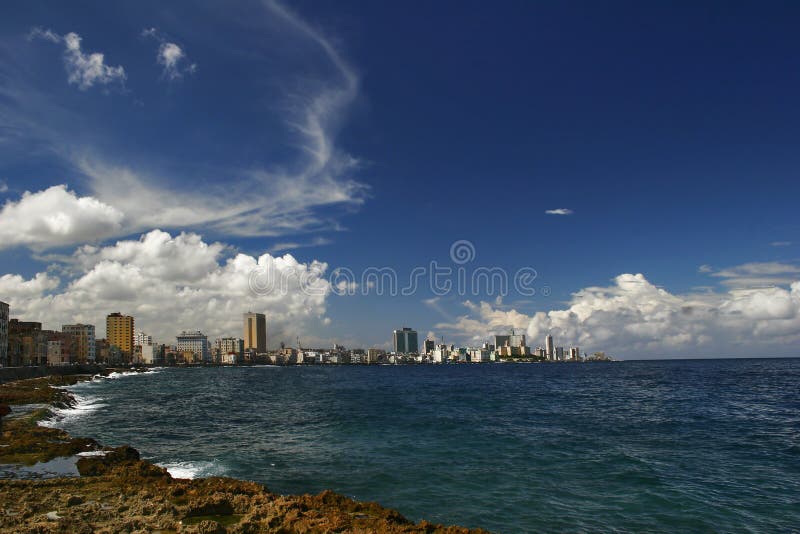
[243,312,267,353]
[62,324,96,363]
[106,313,134,359]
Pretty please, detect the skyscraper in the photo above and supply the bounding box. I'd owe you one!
[545,334,554,360]
[393,327,419,354]
[106,313,134,359]
[243,312,267,353]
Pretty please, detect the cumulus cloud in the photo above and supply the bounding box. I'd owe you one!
[2,230,333,345]
[435,271,800,357]
[30,28,126,90]
[545,208,573,215]
[0,185,124,250]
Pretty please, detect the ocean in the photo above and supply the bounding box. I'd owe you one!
[47,359,800,532]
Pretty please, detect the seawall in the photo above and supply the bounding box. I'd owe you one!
[0,364,106,385]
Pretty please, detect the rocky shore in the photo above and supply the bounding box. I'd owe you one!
[0,374,487,533]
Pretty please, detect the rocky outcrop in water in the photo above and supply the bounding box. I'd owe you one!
[0,375,488,533]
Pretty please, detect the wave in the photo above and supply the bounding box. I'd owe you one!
[106,367,165,380]
[39,393,108,428]
[156,459,228,479]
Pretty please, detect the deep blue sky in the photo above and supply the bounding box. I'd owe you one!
[1,1,799,354]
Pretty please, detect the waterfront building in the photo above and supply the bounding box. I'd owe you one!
[0,301,7,367]
[494,335,510,350]
[176,331,210,362]
[545,334,554,360]
[570,347,580,360]
[432,344,449,363]
[139,344,157,364]
[62,324,96,363]
[134,329,153,347]
[469,348,491,363]
[534,347,546,358]
[393,327,419,354]
[8,319,47,366]
[106,313,134,360]
[243,312,267,353]
[46,332,77,366]
[556,346,565,361]
[366,348,382,364]
[423,338,435,355]
[215,337,244,364]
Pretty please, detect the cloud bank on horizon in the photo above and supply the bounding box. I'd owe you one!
[433,270,800,358]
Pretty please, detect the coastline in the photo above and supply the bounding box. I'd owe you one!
[0,372,487,533]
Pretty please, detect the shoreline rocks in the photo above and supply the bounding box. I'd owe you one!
[0,374,489,533]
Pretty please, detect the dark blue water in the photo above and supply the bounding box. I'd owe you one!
[52,360,800,532]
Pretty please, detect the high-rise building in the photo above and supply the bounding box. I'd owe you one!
[243,312,267,353]
[494,335,510,349]
[106,313,134,359]
[545,334,554,360]
[134,329,153,347]
[176,331,210,362]
[569,347,580,360]
[423,339,435,355]
[0,301,8,367]
[393,327,419,354]
[556,346,565,361]
[62,324,96,363]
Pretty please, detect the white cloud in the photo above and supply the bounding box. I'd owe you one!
[2,230,333,345]
[708,262,800,288]
[770,241,792,247]
[0,180,8,193]
[30,28,126,90]
[141,28,196,80]
[545,208,573,215]
[435,271,800,357]
[2,10,366,252]
[0,185,124,250]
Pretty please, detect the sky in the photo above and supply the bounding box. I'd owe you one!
[1,0,799,358]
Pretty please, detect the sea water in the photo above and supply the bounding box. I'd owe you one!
[48,359,800,532]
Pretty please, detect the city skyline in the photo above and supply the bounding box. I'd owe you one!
[1,2,799,357]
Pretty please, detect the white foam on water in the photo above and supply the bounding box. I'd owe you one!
[38,393,108,428]
[76,450,109,457]
[157,460,227,479]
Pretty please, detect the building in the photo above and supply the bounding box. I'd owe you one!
[393,327,419,354]
[46,332,77,366]
[423,339,435,355]
[106,313,134,360]
[366,348,382,364]
[8,320,47,366]
[556,346,565,361]
[469,348,491,363]
[494,335,510,349]
[432,344,449,363]
[134,329,153,347]
[215,337,243,364]
[545,334,554,360]
[569,347,580,360]
[0,301,8,367]
[243,312,267,354]
[62,324,96,363]
[176,331,210,362]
